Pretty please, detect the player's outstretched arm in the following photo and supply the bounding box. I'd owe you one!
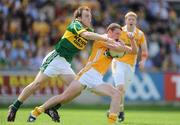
[139,39,148,70]
[80,31,116,43]
[80,31,106,41]
[81,31,120,50]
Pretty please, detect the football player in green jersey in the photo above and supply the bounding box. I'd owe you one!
[7,6,118,122]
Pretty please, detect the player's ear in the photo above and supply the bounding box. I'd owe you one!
[109,29,113,34]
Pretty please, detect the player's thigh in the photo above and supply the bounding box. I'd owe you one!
[124,66,134,89]
[91,84,117,97]
[33,71,50,84]
[112,61,126,86]
[59,74,76,86]
[77,68,104,88]
[76,67,118,97]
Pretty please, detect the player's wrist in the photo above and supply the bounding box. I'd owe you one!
[104,37,110,42]
[141,58,147,63]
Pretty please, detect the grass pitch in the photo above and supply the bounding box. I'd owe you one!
[0,105,180,125]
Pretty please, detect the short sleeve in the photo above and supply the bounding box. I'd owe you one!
[87,27,94,32]
[73,21,87,35]
[139,31,146,45]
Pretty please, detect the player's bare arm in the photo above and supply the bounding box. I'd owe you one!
[80,31,117,44]
[139,40,148,70]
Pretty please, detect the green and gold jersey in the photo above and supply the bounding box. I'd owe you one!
[55,19,93,63]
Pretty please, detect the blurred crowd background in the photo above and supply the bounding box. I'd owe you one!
[0,0,179,72]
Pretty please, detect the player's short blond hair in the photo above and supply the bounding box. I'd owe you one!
[125,11,137,19]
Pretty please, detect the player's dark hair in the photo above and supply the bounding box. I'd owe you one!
[107,23,122,32]
[74,6,91,18]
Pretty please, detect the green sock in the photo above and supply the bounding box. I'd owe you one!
[12,100,23,111]
[53,104,61,110]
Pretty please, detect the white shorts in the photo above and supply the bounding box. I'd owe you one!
[40,50,75,77]
[112,59,134,87]
[77,68,104,89]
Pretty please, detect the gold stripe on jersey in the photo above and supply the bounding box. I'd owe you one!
[63,30,88,50]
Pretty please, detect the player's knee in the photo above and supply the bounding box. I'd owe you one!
[31,81,42,89]
[117,86,125,94]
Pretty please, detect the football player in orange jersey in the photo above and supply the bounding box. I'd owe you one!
[27,23,138,124]
[111,11,148,122]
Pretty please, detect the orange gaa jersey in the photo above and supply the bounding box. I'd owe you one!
[116,26,146,67]
[78,40,112,76]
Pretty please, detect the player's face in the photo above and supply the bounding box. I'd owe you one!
[125,15,136,28]
[110,28,121,40]
[80,10,92,27]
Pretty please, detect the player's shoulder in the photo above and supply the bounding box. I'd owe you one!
[68,19,83,29]
[136,27,145,37]
[120,26,127,35]
[122,26,127,31]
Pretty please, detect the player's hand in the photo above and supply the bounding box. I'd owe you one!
[127,32,135,40]
[105,37,125,51]
[139,60,145,71]
[105,43,117,49]
[119,39,125,46]
[105,37,116,44]
[105,37,120,48]
[116,42,125,51]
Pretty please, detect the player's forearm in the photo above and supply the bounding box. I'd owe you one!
[117,39,138,54]
[128,39,138,54]
[141,51,148,62]
[140,41,148,62]
[80,31,107,41]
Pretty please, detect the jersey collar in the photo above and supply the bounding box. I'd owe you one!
[124,25,136,33]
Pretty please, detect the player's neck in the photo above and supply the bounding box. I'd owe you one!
[126,25,136,32]
[75,18,88,28]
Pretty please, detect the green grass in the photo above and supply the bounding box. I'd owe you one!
[1,106,180,125]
